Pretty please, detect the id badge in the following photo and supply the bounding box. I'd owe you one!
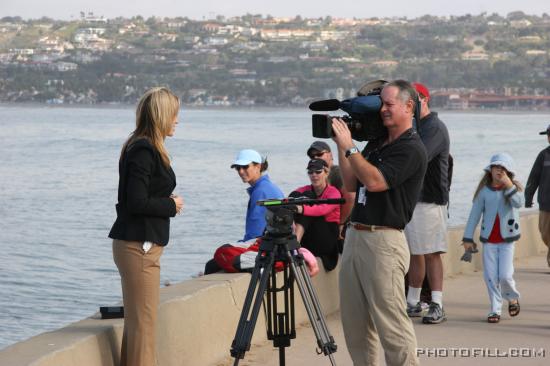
[357,186,367,205]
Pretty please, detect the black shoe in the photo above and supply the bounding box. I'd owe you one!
[422,302,447,324]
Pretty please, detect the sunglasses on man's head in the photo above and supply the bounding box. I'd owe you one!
[307,169,324,175]
[234,164,250,171]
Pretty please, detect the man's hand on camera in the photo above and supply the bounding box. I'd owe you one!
[331,118,354,150]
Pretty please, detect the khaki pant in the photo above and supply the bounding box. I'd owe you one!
[339,228,418,366]
[113,240,164,366]
[539,210,550,248]
[539,211,550,266]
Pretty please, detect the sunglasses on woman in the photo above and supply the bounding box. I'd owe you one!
[234,164,250,171]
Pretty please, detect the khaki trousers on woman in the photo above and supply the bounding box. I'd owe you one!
[113,240,164,366]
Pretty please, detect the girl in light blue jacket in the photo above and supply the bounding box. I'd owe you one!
[461,153,524,323]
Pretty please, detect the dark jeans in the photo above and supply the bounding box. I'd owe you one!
[295,214,339,271]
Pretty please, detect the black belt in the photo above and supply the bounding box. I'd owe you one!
[351,223,400,232]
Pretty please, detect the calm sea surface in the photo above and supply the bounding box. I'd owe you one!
[0,105,549,349]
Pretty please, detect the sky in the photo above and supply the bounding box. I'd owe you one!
[2,0,549,20]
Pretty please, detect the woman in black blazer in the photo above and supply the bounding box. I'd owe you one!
[109,87,183,366]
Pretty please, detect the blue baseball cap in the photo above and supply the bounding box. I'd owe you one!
[231,149,262,168]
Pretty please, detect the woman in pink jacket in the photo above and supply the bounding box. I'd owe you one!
[291,159,341,271]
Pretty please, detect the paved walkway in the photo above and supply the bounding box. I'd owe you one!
[220,254,550,366]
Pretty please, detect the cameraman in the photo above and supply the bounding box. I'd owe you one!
[332,80,427,366]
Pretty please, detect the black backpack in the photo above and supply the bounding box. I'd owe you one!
[446,154,454,217]
[447,153,453,192]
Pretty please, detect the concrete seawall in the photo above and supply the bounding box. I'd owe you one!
[1,211,546,366]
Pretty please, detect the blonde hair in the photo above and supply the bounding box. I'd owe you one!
[122,87,180,167]
[473,169,524,200]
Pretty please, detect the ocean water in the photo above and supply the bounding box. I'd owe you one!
[0,105,548,350]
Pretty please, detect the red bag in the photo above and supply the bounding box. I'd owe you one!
[213,239,285,273]
[213,244,249,273]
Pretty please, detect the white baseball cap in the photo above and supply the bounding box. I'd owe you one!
[231,149,262,168]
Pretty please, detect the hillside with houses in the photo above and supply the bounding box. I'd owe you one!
[1,11,549,108]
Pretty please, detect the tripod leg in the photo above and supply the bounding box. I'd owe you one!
[231,250,276,364]
[279,347,285,366]
[267,256,295,366]
[294,262,334,343]
[288,253,338,365]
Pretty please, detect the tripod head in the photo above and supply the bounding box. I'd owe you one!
[257,197,346,237]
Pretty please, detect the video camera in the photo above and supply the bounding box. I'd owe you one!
[309,79,422,142]
[310,80,387,142]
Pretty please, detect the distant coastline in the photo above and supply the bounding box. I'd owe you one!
[1,13,549,107]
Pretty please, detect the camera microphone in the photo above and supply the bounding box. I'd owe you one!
[309,99,341,111]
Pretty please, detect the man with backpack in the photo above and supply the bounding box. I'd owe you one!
[404,82,451,324]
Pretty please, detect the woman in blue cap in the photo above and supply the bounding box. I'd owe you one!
[231,149,284,241]
[202,149,283,275]
[461,152,524,323]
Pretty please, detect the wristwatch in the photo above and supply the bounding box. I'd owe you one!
[345,146,360,158]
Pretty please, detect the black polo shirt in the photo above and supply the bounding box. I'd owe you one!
[350,128,428,229]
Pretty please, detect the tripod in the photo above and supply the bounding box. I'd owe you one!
[230,198,341,366]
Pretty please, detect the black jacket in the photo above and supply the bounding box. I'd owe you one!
[109,138,177,246]
[416,112,450,205]
[525,146,550,212]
